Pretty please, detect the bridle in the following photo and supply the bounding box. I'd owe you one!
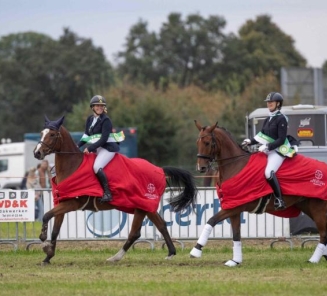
[38,129,79,154]
[197,132,250,169]
[38,130,62,154]
[197,133,219,170]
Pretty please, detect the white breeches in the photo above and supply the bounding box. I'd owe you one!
[93,147,116,173]
[264,150,285,178]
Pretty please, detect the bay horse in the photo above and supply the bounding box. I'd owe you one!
[33,116,197,265]
[190,120,327,266]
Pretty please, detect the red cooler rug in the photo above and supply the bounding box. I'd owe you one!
[51,153,166,214]
[216,153,327,218]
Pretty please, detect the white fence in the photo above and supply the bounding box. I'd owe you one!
[0,188,290,247]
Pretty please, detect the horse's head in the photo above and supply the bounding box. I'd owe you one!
[34,115,65,160]
[194,120,218,173]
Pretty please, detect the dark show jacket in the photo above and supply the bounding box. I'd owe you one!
[250,112,288,151]
[77,114,120,153]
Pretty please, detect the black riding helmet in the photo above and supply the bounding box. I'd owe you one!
[264,92,283,109]
[90,95,106,107]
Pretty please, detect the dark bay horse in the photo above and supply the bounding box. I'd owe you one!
[34,116,197,264]
[190,120,327,266]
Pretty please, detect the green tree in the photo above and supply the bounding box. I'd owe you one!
[117,13,227,89]
[219,15,307,93]
[0,29,114,141]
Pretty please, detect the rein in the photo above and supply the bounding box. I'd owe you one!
[197,132,251,168]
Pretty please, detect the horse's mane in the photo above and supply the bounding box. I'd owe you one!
[215,125,251,154]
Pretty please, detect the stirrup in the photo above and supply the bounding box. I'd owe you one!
[274,198,286,210]
[100,193,113,203]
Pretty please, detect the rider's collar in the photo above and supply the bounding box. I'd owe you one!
[268,110,279,117]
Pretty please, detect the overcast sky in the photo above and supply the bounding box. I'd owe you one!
[1,0,326,68]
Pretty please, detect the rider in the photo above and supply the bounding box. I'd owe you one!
[77,95,119,203]
[242,92,297,210]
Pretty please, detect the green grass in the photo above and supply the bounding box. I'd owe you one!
[0,242,326,296]
[0,222,42,240]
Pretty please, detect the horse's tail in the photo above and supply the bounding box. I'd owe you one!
[163,166,198,213]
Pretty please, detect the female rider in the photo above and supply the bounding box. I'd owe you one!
[77,95,120,203]
[242,92,297,210]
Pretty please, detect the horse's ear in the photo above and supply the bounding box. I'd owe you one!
[44,115,50,124]
[57,116,65,127]
[215,121,219,127]
[194,120,202,131]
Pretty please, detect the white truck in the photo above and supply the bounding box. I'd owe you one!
[0,140,54,189]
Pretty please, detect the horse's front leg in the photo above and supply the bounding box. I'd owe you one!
[39,200,81,265]
[41,213,65,265]
[190,209,232,258]
[190,208,242,265]
[224,214,242,267]
[147,212,176,260]
[107,209,146,262]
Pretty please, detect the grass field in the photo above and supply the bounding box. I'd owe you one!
[0,239,326,296]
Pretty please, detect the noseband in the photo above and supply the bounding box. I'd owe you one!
[38,130,62,154]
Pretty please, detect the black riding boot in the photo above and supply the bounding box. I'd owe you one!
[96,168,113,203]
[267,171,285,210]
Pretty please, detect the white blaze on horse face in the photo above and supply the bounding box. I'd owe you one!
[35,128,50,152]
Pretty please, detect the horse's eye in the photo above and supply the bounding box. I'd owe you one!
[204,141,210,147]
[50,132,56,137]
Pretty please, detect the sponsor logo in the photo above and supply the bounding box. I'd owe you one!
[144,183,158,199]
[21,191,28,199]
[9,192,16,199]
[299,117,311,127]
[310,170,325,186]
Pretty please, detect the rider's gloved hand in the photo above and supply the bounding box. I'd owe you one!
[292,145,299,153]
[241,139,251,147]
[258,144,268,153]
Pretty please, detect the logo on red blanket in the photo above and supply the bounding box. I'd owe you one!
[144,183,158,199]
[310,170,325,187]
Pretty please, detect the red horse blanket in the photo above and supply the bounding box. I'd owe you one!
[51,154,166,214]
[216,153,327,218]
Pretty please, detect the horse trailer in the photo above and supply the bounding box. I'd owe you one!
[246,104,327,146]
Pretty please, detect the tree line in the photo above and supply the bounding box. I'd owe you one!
[0,13,325,168]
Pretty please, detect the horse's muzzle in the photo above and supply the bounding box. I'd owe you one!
[34,150,44,160]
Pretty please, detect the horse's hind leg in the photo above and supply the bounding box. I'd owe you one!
[147,212,176,259]
[107,209,146,262]
[41,213,65,265]
[301,199,327,263]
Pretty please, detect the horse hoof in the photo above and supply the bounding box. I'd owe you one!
[190,247,202,258]
[41,261,50,266]
[106,257,118,262]
[165,254,175,260]
[224,260,240,267]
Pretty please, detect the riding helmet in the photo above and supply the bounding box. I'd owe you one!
[90,95,106,107]
[264,92,283,102]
